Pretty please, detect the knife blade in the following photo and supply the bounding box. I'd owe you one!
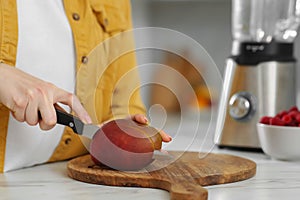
[55,108,99,140]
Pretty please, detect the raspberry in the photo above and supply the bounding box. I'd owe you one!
[282,115,292,124]
[289,106,299,112]
[296,114,300,123]
[259,106,300,127]
[259,116,272,125]
[270,117,286,126]
[277,111,288,118]
[288,110,298,119]
[287,119,298,126]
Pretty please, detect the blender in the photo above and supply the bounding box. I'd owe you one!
[215,0,300,149]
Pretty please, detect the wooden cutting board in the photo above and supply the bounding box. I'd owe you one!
[67,151,256,200]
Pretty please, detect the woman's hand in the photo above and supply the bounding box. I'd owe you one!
[0,63,92,130]
[132,114,172,143]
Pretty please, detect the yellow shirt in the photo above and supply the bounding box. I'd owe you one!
[0,0,146,172]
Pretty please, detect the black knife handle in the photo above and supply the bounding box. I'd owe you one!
[55,108,84,135]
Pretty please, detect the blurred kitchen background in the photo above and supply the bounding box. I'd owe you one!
[130,0,300,114]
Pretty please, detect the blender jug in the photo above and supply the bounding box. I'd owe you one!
[214,0,300,149]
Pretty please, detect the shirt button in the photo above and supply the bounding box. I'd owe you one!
[104,18,109,26]
[65,138,72,145]
[72,13,80,21]
[81,56,88,64]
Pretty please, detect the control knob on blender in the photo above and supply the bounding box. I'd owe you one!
[229,92,254,120]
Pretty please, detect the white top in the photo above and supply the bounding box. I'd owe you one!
[4,0,76,172]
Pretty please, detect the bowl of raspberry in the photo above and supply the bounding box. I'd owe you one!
[257,106,300,161]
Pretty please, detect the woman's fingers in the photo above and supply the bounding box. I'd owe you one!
[131,114,172,143]
[11,108,26,123]
[0,63,92,130]
[25,99,39,126]
[38,98,56,130]
[10,95,28,123]
[159,130,172,142]
[54,88,92,124]
[132,114,148,124]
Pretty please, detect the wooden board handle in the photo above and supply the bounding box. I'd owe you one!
[169,181,208,200]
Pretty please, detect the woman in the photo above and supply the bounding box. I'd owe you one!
[0,0,171,172]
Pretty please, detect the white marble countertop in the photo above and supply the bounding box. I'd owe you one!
[1,112,300,200]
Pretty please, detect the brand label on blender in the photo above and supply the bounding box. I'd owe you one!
[246,45,265,53]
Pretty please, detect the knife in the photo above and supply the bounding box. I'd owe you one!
[55,107,99,140]
[54,108,173,160]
